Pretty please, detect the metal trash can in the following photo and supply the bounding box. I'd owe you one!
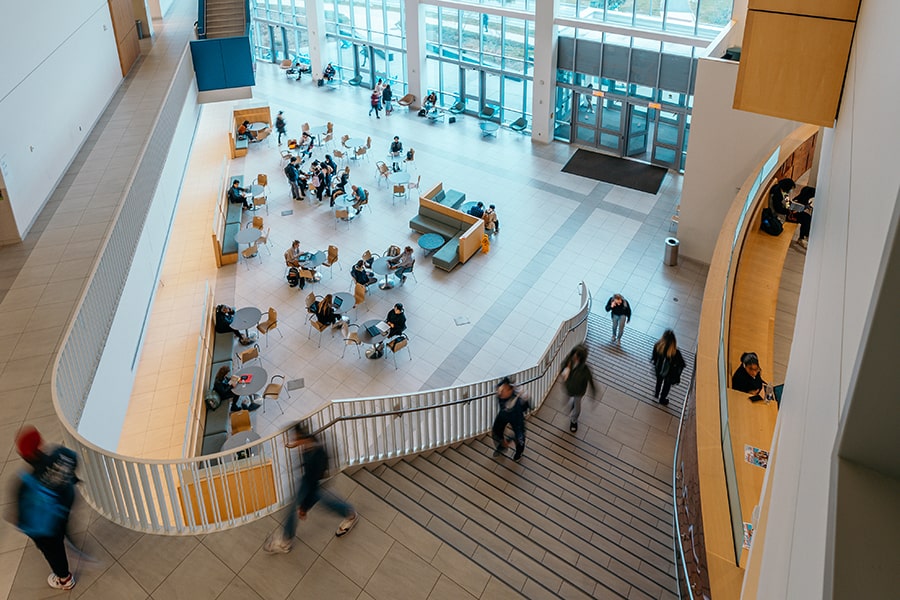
[664,237,679,266]
[136,19,144,40]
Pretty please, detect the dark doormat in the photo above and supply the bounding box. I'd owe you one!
[561,149,667,194]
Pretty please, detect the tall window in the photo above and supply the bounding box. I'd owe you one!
[557,0,733,38]
[251,0,310,62]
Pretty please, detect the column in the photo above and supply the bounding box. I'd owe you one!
[403,0,425,109]
[305,0,328,81]
[530,0,557,144]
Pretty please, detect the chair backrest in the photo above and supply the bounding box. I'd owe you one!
[386,245,401,257]
[378,162,389,177]
[268,307,277,322]
[328,245,338,262]
[252,216,264,229]
[388,336,408,353]
[354,282,366,304]
[335,208,349,220]
[238,344,260,363]
[333,149,344,159]
[356,147,367,157]
[305,292,317,310]
[366,136,372,148]
[407,149,415,160]
[230,410,252,433]
[257,173,268,186]
[410,258,416,271]
[362,250,373,262]
[393,185,405,195]
[302,122,310,132]
[341,134,349,144]
[327,122,334,133]
[322,133,333,144]
[256,128,270,141]
[241,245,258,259]
[259,227,270,243]
[280,59,292,68]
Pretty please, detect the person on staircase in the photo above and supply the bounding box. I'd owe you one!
[560,344,596,433]
[491,376,531,462]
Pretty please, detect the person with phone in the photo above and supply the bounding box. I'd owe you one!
[604,293,632,344]
[213,366,260,412]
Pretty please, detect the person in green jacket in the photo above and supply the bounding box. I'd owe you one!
[560,344,597,433]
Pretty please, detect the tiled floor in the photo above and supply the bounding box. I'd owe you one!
[0,1,717,596]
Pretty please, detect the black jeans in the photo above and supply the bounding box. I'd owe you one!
[654,377,672,404]
[33,534,69,578]
[491,413,525,458]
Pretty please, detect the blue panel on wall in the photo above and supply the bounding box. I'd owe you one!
[190,37,255,92]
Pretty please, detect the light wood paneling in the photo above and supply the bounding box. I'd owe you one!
[735,12,855,127]
[108,0,139,76]
[748,0,861,21]
[178,460,277,524]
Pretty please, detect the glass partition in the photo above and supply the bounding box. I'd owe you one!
[556,0,734,38]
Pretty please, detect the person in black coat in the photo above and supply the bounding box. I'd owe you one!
[351,260,377,286]
[732,352,764,394]
[560,344,596,433]
[213,365,260,412]
[385,303,406,338]
[227,179,251,209]
[650,329,686,405]
[215,304,244,340]
[605,294,632,343]
[770,178,812,248]
[491,377,531,462]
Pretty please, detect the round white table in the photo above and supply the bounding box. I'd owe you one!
[231,307,262,333]
[372,256,395,290]
[234,227,262,245]
[232,366,268,397]
[248,122,269,132]
[346,138,367,157]
[359,319,386,345]
[388,172,410,185]
[333,291,355,315]
[248,184,265,197]
[221,430,261,452]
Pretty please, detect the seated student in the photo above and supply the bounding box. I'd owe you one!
[323,62,336,81]
[238,120,258,142]
[424,91,437,110]
[333,167,350,195]
[770,178,813,248]
[215,304,245,340]
[483,204,498,234]
[299,132,314,159]
[467,201,485,218]
[389,136,403,171]
[315,294,340,327]
[284,240,304,267]
[227,179,252,210]
[732,352,764,394]
[388,246,414,284]
[350,185,367,214]
[352,260,377,286]
[385,303,406,339]
[291,61,303,80]
[213,366,261,412]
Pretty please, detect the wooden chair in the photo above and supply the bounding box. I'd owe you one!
[392,184,407,203]
[340,134,350,148]
[386,335,411,369]
[298,267,317,285]
[375,161,391,186]
[241,244,262,268]
[366,136,372,149]
[404,148,415,170]
[397,93,415,108]
[358,190,371,214]
[323,245,341,277]
[257,227,272,254]
[340,323,362,358]
[405,258,419,283]
[230,410,252,434]
[301,122,310,133]
[305,292,321,313]
[280,59,293,71]
[255,128,271,144]
[235,343,262,369]
[256,307,282,346]
[326,121,334,134]
[334,208,350,229]
[280,149,293,165]
[252,216,264,230]
[353,282,367,316]
[262,374,288,414]
[321,132,333,150]
[354,147,368,162]
[307,314,331,347]
[407,174,421,192]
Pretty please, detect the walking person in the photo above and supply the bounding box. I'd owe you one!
[284,156,304,200]
[275,111,287,145]
[369,88,382,118]
[651,329,685,406]
[382,84,394,115]
[264,423,357,553]
[491,377,531,462]
[14,426,79,591]
[604,293,632,344]
[560,344,596,433]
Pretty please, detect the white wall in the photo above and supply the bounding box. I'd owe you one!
[0,1,122,243]
[679,57,798,264]
[751,0,900,596]
[79,74,201,450]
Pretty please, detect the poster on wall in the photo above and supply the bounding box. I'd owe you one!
[744,445,769,468]
[742,522,755,550]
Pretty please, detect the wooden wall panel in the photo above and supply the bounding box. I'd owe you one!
[748,0,861,21]
[108,0,139,76]
[734,12,855,127]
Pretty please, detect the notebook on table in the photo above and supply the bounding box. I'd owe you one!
[366,321,390,337]
[333,296,343,308]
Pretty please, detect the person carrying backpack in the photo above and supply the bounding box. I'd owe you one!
[650,329,685,406]
[14,426,79,590]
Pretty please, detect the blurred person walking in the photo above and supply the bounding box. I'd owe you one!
[491,377,531,462]
[651,329,685,406]
[559,344,597,433]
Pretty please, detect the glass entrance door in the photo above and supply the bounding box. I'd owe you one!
[650,109,684,169]
[597,97,625,154]
[625,104,649,157]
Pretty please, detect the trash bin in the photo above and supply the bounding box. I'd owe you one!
[664,237,679,266]
[136,19,144,40]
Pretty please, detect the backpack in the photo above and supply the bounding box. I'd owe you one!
[760,208,783,236]
[287,267,300,287]
[205,389,222,411]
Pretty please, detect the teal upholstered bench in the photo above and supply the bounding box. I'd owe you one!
[432,237,461,271]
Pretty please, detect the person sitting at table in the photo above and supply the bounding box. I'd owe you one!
[238,120,259,142]
[385,303,406,339]
[333,166,350,196]
[388,246,414,284]
[323,63,336,82]
[214,366,261,413]
[352,260,377,286]
[316,294,341,328]
[214,304,247,342]
[732,352,764,395]
[350,185,367,214]
[284,240,304,267]
[299,132,314,160]
[389,136,403,172]
[483,204,498,235]
[424,91,437,111]
[227,179,252,210]
[467,201,485,218]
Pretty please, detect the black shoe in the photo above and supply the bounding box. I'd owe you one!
[246,402,262,412]
[659,399,669,406]
[492,447,504,458]
[230,403,242,413]
[512,453,523,462]
[570,422,578,433]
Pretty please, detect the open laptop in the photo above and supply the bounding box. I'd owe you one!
[333,295,343,309]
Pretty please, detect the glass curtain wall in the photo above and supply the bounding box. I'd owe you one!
[423,5,534,128]
[322,0,407,91]
[557,0,733,39]
[251,0,310,63]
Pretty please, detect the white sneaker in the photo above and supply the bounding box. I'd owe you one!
[336,512,358,537]
[798,238,808,249]
[263,532,293,554]
[48,573,76,590]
